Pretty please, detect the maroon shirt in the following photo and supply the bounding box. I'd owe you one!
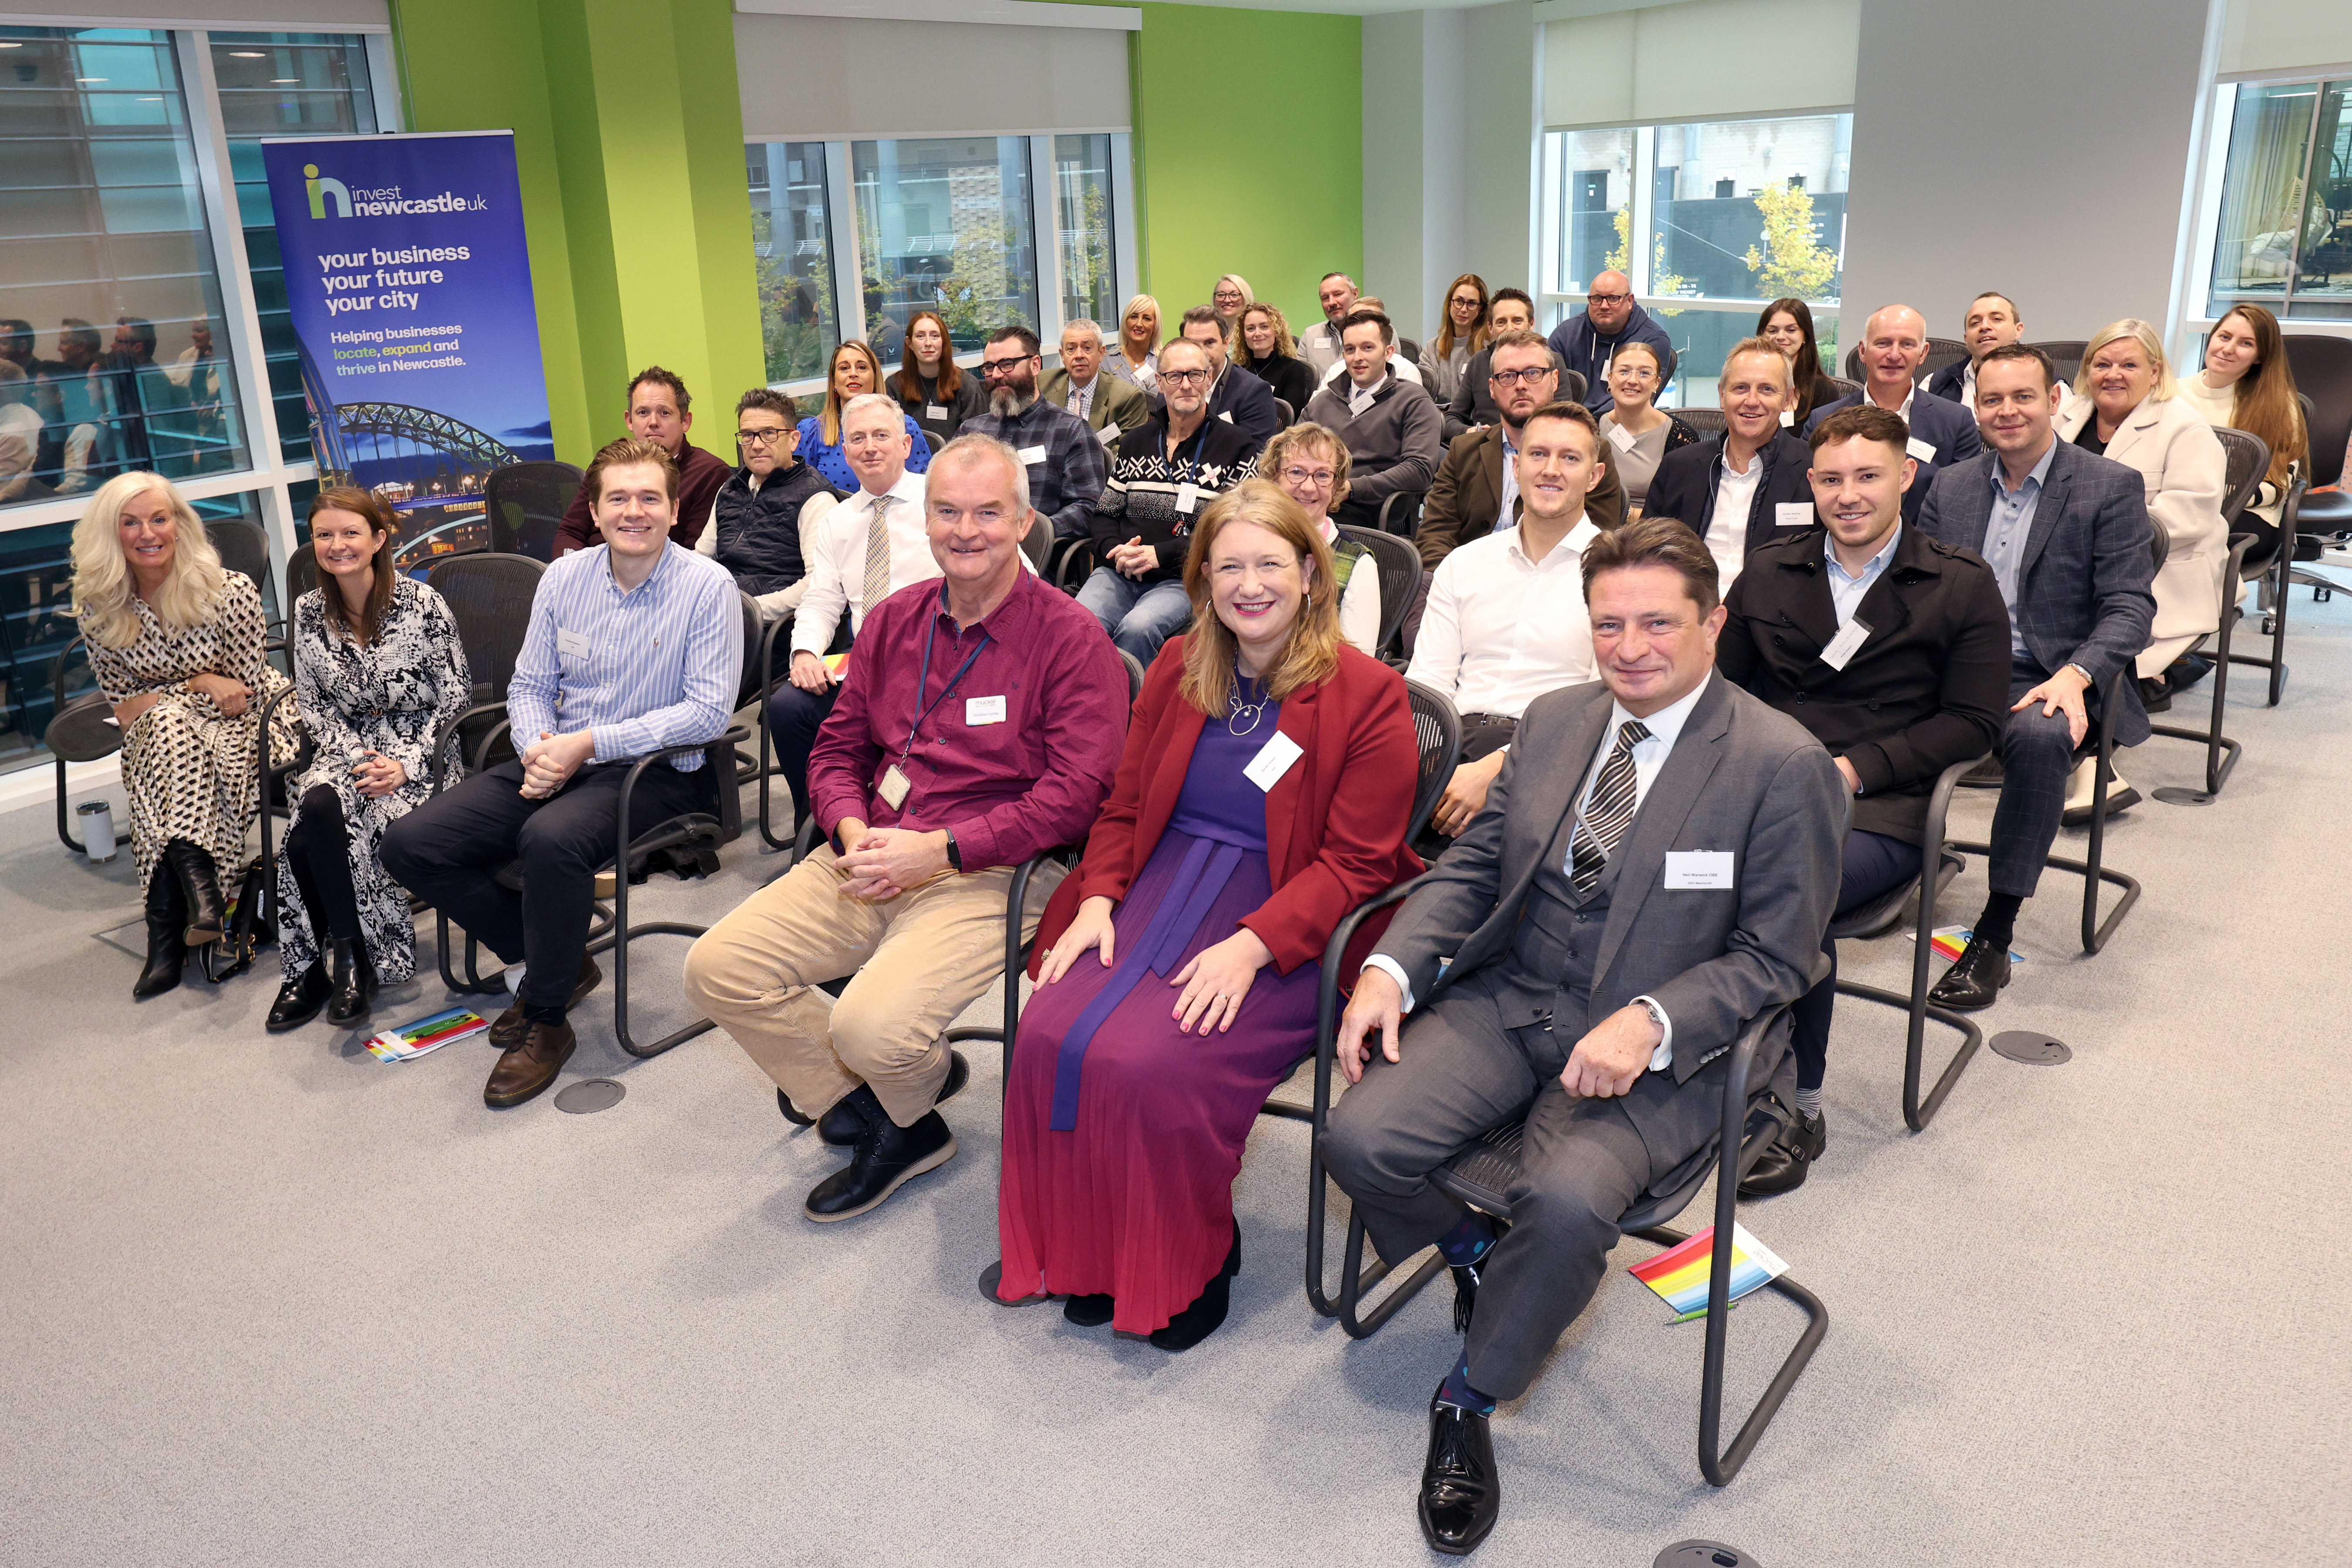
[553,440,732,555]
[808,569,1127,870]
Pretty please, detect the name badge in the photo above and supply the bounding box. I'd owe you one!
[1663,850,1735,889]
[557,627,591,659]
[1217,410,1234,423]
[877,764,911,811]
[965,694,1007,726]
[1175,481,1201,515]
[1906,436,1937,463]
[1820,616,1871,671]
[1097,422,1120,445]
[925,404,947,420]
[1242,730,1304,792]
[1775,503,1813,528]
[1605,422,1639,454]
[1778,409,1796,427]
[1017,444,1048,464]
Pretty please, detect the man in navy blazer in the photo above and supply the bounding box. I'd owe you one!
[1643,337,1814,595]
[1805,304,1980,524]
[1179,306,1278,444]
[1916,344,2155,1011]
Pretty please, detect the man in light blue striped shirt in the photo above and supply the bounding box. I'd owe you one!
[385,437,744,1109]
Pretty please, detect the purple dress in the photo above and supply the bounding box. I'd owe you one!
[997,693,1322,1334]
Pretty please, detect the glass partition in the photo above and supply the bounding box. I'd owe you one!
[851,136,1038,363]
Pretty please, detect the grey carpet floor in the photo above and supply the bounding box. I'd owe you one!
[3,597,2346,1567]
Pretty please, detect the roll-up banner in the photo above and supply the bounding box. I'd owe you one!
[260,130,554,570]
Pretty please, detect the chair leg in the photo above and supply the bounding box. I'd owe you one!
[1835,981,1983,1133]
[56,755,87,854]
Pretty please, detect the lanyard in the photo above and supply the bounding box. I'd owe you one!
[1172,420,1210,485]
[900,599,993,767]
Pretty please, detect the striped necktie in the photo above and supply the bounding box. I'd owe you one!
[862,492,892,614]
[1570,719,1651,902]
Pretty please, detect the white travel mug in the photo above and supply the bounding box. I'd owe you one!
[78,800,117,863]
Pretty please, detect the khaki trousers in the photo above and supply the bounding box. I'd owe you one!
[682,845,1063,1127]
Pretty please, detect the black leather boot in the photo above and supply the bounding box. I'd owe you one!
[324,937,376,1027]
[267,963,332,1032]
[163,839,226,946]
[132,869,188,999]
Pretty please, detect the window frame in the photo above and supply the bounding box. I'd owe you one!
[2186,71,2352,340]
[748,128,1138,399]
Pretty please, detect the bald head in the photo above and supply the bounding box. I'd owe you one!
[1587,270,1635,333]
[1859,303,1929,406]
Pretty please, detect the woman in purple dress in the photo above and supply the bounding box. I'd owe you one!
[995,481,1424,1348]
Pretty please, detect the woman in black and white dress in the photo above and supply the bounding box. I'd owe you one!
[267,487,470,1032]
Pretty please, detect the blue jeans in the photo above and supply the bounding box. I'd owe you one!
[1076,568,1193,664]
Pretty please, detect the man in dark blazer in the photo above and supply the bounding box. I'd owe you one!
[1916,343,2156,1010]
[1718,405,2011,1192]
[1179,306,1278,445]
[1325,516,1845,1557]
[1803,304,1982,524]
[1442,288,1564,441]
[1418,331,1626,569]
[1644,338,1815,593]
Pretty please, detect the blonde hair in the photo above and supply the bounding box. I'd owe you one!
[1119,294,1161,357]
[1213,274,1254,311]
[71,472,226,650]
[1177,480,1342,712]
[2075,318,2179,403]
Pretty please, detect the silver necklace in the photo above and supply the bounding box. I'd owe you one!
[1227,676,1267,737]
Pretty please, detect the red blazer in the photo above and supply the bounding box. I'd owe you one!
[1034,637,1424,981]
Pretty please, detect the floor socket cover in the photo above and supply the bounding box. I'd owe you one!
[1990,1030,2072,1065]
[554,1078,625,1113]
[1656,1543,1762,1568]
[2151,786,2218,806]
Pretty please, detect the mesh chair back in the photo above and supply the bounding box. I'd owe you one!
[1401,679,1463,842]
[286,542,317,606]
[1820,375,1862,403]
[2212,428,2271,531]
[1338,523,1421,654]
[206,517,271,601]
[483,461,584,561]
[1273,397,1295,429]
[2283,333,2352,487]
[1922,337,1970,378]
[922,429,943,457]
[1680,407,1730,439]
[1397,337,1420,367]
[2027,340,2089,389]
[1558,369,1588,406]
[425,551,546,700]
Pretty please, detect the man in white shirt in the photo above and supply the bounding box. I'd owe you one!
[1643,339,1815,593]
[1408,400,1607,848]
[1298,271,1358,380]
[767,392,938,821]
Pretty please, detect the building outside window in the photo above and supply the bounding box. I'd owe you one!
[1541,112,1851,404]
[2209,78,2352,319]
[748,141,838,387]
[852,137,1038,365]
[1051,133,1117,333]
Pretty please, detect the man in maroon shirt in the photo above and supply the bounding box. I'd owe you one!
[683,433,1128,1221]
[551,366,732,554]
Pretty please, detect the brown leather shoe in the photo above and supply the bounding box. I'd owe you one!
[487,957,602,1050]
[484,1021,576,1108]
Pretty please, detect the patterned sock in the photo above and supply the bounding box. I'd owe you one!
[1974,893,2024,953]
[1435,1210,1496,1267]
[1794,1086,1824,1120]
[1437,1351,1496,1415]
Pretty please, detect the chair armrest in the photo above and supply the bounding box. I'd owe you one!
[1311,872,1438,1119]
[614,728,751,869]
[51,634,88,713]
[429,699,510,793]
[759,610,796,704]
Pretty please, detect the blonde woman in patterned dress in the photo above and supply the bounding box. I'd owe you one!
[70,472,297,998]
[265,487,469,1034]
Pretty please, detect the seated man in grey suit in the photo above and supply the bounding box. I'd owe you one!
[1916,343,2155,1011]
[1324,515,1845,1557]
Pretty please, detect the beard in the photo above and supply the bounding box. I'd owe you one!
[989,385,1034,419]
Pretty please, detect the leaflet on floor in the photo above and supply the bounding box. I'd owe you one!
[1911,924,2025,964]
[1629,1223,1788,1322]
[365,1007,491,1061]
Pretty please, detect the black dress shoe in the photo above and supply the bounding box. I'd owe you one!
[804,1098,956,1222]
[815,1050,971,1146]
[1927,934,2011,1013]
[324,937,376,1027]
[1149,1223,1241,1352]
[1419,1389,1501,1556]
[1738,1110,1826,1197]
[267,963,332,1032]
[132,868,188,1000]
[2136,675,2173,713]
[1062,1294,1114,1327]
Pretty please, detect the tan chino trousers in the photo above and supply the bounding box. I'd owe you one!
[682,845,1063,1127]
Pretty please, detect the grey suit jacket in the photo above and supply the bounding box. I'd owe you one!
[1916,439,2159,747]
[1374,674,1845,1144]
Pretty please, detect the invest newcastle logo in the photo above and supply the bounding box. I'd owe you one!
[305,164,488,220]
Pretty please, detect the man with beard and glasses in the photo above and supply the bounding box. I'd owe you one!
[963,324,1110,551]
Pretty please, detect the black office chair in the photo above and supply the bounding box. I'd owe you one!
[922,429,944,458]
[1558,369,1588,406]
[286,542,318,608]
[483,461,584,561]
[1375,489,1427,537]
[423,551,547,788]
[427,591,760,1058]
[1816,375,1862,406]
[2025,340,2089,391]
[2147,428,2268,803]
[1920,337,1969,380]
[1679,407,1730,440]
[1828,755,1983,1132]
[1336,523,1420,657]
[1946,527,2162,956]
[1050,537,1097,595]
[1273,397,1296,430]
[2282,334,2352,536]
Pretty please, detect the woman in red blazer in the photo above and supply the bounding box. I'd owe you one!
[994,481,1423,1350]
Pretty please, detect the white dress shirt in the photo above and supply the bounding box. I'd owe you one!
[1364,672,1713,1071]
[1319,353,1423,389]
[1707,453,1763,591]
[1825,523,1900,629]
[788,468,937,657]
[1406,516,1601,720]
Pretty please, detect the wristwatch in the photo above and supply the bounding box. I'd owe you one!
[943,828,963,873]
[1633,996,1669,1040]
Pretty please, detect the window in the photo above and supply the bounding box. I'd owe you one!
[2210,79,2352,319]
[743,132,1132,395]
[210,33,381,463]
[1541,112,1850,405]
[1,26,256,505]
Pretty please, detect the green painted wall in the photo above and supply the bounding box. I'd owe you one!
[387,0,763,465]
[1126,3,1362,336]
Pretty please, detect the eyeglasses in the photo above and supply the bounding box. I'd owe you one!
[1587,291,1632,306]
[980,356,1034,376]
[736,428,787,446]
[1488,367,1556,387]
[1610,365,1658,383]
[1280,465,1337,488]
[1159,368,1212,387]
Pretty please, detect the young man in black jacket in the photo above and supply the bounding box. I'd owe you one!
[1716,404,2012,1191]
[700,388,839,620]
